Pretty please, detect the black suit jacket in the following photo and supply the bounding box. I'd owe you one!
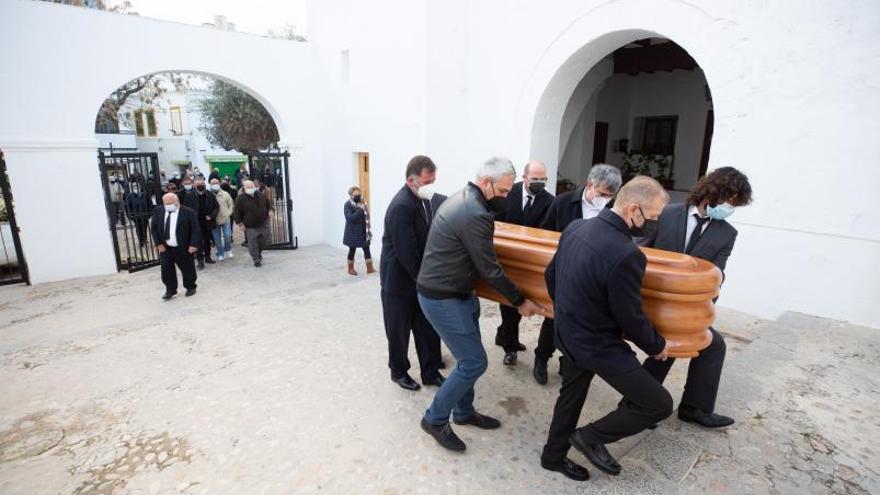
[541,185,587,232]
[150,205,202,249]
[501,182,554,228]
[545,208,665,375]
[380,186,447,295]
[640,203,738,276]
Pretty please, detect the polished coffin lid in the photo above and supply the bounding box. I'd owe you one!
[474,221,722,358]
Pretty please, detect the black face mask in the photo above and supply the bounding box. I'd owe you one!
[488,196,507,214]
[629,205,659,237]
[527,181,546,195]
[353,194,363,203]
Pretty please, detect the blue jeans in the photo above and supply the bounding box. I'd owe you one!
[212,221,233,256]
[418,294,488,425]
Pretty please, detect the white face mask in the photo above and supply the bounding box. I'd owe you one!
[590,195,610,209]
[246,188,258,195]
[210,184,221,192]
[183,184,193,191]
[417,183,436,201]
[164,204,178,212]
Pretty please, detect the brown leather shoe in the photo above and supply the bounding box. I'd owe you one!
[365,259,376,274]
[347,260,358,276]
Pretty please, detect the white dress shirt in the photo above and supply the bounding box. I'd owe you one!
[581,189,604,220]
[164,209,180,247]
[684,205,711,249]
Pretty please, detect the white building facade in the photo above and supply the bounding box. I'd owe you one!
[1,0,878,328]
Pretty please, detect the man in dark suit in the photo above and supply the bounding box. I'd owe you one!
[533,164,622,384]
[635,166,753,428]
[380,156,447,391]
[151,193,202,300]
[492,160,554,366]
[540,176,676,481]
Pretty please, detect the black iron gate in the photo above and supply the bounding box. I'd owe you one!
[246,150,297,249]
[0,151,29,285]
[98,151,163,272]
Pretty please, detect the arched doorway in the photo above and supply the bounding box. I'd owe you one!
[93,71,295,272]
[530,32,714,203]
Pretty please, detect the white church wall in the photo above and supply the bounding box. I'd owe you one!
[423,0,880,327]
[310,0,429,250]
[0,0,329,283]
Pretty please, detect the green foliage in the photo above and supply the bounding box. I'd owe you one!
[196,81,279,153]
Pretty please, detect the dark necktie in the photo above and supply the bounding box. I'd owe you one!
[422,199,433,226]
[685,214,709,254]
[164,212,172,241]
[523,195,533,217]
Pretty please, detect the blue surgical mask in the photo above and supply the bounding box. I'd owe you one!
[707,202,735,220]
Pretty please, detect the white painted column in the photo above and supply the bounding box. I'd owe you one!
[2,139,118,283]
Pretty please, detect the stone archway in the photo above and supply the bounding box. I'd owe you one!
[528,30,715,201]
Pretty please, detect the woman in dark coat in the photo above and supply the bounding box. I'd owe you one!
[343,185,374,276]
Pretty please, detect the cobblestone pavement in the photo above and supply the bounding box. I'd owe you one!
[0,246,877,494]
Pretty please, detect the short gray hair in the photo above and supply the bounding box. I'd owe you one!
[476,156,516,181]
[587,164,622,193]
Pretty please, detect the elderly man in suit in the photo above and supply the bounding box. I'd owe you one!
[379,155,448,391]
[493,160,555,366]
[151,192,201,300]
[533,164,622,384]
[540,176,676,481]
[634,166,753,428]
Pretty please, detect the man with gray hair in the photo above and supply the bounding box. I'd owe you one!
[417,156,546,452]
[541,176,676,481]
[534,163,623,384]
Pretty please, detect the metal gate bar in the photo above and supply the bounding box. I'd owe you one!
[0,151,29,285]
[246,150,297,250]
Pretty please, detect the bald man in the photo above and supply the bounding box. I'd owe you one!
[540,176,676,481]
[493,160,555,366]
[150,192,202,300]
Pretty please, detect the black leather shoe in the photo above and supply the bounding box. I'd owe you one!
[541,458,590,482]
[184,288,196,297]
[162,291,177,300]
[392,375,421,391]
[254,260,262,267]
[678,406,735,428]
[533,357,549,385]
[503,352,517,366]
[422,374,446,387]
[569,431,621,476]
[453,412,501,430]
[205,257,216,264]
[420,418,466,452]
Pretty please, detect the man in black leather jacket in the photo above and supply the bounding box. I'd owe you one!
[416,156,545,453]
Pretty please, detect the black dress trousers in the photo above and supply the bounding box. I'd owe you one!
[381,289,442,382]
[160,246,197,292]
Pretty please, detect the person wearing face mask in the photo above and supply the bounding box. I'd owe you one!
[416,156,547,452]
[124,182,152,247]
[220,176,238,201]
[233,180,274,267]
[150,193,201,300]
[540,176,676,481]
[342,186,374,275]
[210,178,235,261]
[169,172,181,188]
[183,177,220,269]
[379,155,448,391]
[492,160,555,367]
[629,166,753,430]
[533,164,622,384]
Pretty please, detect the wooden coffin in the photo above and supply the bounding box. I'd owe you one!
[474,222,722,358]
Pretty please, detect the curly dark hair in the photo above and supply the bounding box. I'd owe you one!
[687,166,753,207]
